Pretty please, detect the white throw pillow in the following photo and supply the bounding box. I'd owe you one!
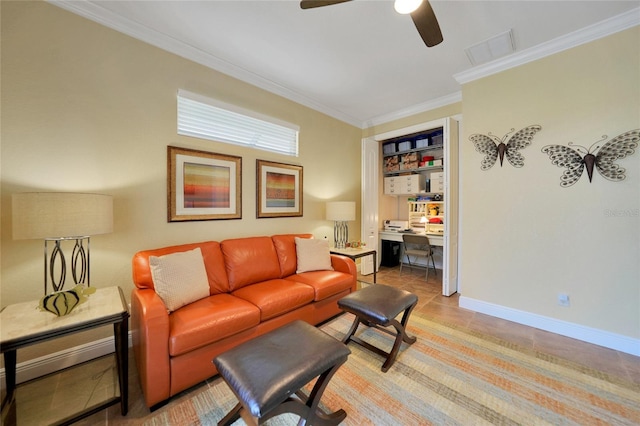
[295,237,334,273]
[149,247,210,312]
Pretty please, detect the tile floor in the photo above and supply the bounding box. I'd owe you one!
[6,264,640,424]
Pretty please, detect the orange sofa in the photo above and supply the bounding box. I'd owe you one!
[131,234,357,408]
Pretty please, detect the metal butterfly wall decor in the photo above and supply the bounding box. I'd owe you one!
[470,125,542,170]
[541,129,639,187]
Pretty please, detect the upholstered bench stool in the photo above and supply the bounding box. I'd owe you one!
[338,284,418,372]
[213,320,350,426]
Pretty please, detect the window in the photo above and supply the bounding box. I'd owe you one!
[177,90,299,157]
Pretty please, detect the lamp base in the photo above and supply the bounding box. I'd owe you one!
[45,237,90,295]
[334,221,349,249]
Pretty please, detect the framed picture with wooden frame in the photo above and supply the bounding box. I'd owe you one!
[256,160,303,218]
[168,146,242,221]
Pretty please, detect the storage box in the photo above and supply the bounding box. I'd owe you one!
[382,142,396,155]
[397,140,412,152]
[401,153,418,170]
[403,152,418,162]
[401,161,419,170]
[430,134,443,146]
[384,155,399,172]
[415,137,429,148]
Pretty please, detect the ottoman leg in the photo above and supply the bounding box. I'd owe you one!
[342,314,362,345]
[262,362,347,426]
[381,302,417,372]
[217,402,244,426]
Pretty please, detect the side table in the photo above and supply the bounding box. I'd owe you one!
[0,286,129,425]
[330,247,377,283]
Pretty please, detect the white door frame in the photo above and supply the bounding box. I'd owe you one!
[361,137,379,275]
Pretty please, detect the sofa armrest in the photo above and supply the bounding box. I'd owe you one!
[330,254,358,292]
[131,288,171,408]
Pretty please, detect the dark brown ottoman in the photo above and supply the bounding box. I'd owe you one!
[213,320,350,426]
[338,284,417,372]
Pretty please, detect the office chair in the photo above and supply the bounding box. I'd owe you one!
[400,234,437,280]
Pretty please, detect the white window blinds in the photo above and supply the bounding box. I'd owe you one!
[177,90,299,157]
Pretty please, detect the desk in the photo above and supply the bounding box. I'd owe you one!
[330,247,377,283]
[1,286,129,425]
[379,231,443,246]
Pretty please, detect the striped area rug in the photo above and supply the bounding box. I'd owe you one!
[144,313,640,425]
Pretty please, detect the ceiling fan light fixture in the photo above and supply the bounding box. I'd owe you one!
[394,0,423,15]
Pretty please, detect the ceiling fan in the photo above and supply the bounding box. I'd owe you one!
[300,0,443,47]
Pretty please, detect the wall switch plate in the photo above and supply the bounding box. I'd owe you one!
[558,293,570,307]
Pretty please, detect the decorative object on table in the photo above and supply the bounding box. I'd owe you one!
[541,129,639,187]
[326,201,356,249]
[168,146,242,221]
[12,192,113,295]
[39,285,96,316]
[470,125,542,170]
[256,160,303,218]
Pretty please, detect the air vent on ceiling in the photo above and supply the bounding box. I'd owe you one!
[465,29,515,66]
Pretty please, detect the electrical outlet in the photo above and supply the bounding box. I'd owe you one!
[557,293,570,307]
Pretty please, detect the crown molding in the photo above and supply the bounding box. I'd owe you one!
[363,91,462,129]
[48,0,363,128]
[454,7,640,85]
[47,2,639,129]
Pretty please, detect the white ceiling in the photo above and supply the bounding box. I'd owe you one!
[51,1,639,128]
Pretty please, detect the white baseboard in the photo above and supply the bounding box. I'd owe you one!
[459,296,640,357]
[0,333,133,392]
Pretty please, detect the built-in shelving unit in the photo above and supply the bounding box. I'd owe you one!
[408,200,444,234]
[382,127,444,177]
[382,128,446,195]
[376,117,459,296]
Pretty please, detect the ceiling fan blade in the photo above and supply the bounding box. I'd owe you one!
[411,0,443,47]
[300,0,352,10]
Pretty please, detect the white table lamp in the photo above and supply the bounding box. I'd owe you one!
[12,192,113,294]
[326,201,355,249]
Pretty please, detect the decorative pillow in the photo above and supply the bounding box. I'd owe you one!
[149,247,210,312]
[295,237,334,273]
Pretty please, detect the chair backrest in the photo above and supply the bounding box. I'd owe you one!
[402,233,431,248]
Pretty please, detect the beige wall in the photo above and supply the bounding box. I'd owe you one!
[460,27,639,339]
[367,27,639,343]
[1,2,361,359]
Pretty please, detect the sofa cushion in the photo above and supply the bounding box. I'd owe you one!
[169,294,261,356]
[294,237,334,273]
[150,248,210,312]
[133,241,230,294]
[272,234,313,277]
[232,279,315,321]
[222,237,282,291]
[286,270,354,301]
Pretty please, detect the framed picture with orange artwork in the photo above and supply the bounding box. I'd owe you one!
[256,160,303,218]
[168,146,242,221]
